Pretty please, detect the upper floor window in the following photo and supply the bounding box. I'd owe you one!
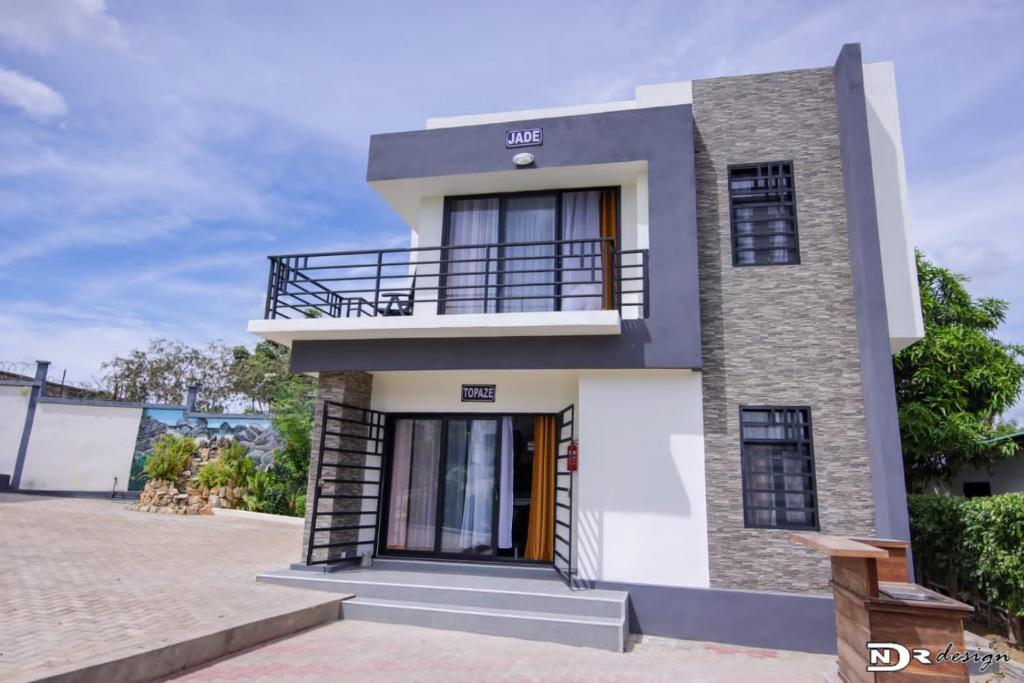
[729,162,799,266]
[442,188,619,314]
[740,406,818,530]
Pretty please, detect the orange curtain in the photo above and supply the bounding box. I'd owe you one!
[525,415,556,562]
[599,191,618,310]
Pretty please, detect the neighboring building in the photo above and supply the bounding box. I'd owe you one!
[950,430,1024,497]
[0,369,100,400]
[248,43,924,652]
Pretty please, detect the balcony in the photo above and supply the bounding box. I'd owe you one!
[250,238,648,344]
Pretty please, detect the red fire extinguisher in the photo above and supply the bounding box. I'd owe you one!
[567,441,579,472]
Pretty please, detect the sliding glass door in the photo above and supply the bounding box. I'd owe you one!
[441,188,619,314]
[384,419,441,552]
[501,195,557,313]
[440,419,498,554]
[384,416,500,558]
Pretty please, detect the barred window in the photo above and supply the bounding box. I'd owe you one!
[740,406,818,530]
[729,162,799,266]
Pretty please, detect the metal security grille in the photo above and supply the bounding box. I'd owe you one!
[305,401,385,565]
[553,404,575,584]
[728,161,800,266]
[739,406,819,530]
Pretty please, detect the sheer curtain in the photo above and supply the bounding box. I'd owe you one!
[386,419,440,551]
[501,195,556,312]
[445,198,499,314]
[458,420,498,551]
[561,191,602,311]
[497,417,514,550]
[385,420,413,549]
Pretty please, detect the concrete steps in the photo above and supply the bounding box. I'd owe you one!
[258,563,628,651]
[342,597,626,652]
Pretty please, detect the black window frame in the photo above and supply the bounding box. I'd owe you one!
[738,405,819,531]
[437,186,621,314]
[728,161,800,267]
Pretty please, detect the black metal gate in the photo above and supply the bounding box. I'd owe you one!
[553,404,575,584]
[305,400,385,566]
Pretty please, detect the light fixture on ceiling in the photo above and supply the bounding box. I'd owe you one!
[512,152,535,167]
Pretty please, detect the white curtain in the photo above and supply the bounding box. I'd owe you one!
[458,420,497,550]
[386,420,413,549]
[445,198,499,314]
[561,191,602,310]
[497,417,514,549]
[405,420,440,551]
[502,195,556,312]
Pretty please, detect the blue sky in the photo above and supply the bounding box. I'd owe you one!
[0,1,1021,419]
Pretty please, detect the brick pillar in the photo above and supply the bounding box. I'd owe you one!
[299,371,373,565]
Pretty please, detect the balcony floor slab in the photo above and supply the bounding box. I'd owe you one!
[248,309,621,345]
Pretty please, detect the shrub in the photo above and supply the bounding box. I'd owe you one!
[143,434,195,482]
[909,493,1024,616]
[240,470,287,514]
[195,459,232,489]
[907,494,973,593]
[963,494,1024,616]
[219,440,256,483]
[194,440,256,490]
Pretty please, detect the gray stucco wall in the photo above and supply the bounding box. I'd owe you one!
[694,66,877,593]
[291,106,701,373]
[833,44,912,544]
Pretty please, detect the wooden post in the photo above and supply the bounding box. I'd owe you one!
[791,533,973,683]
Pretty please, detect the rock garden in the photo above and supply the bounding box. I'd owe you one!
[128,434,257,515]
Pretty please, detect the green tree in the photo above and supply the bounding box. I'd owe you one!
[894,251,1024,488]
[229,341,292,413]
[266,373,317,516]
[100,338,236,411]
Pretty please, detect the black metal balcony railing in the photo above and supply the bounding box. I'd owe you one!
[263,237,648,320]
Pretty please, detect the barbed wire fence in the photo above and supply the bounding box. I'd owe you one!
[0,360,103,398]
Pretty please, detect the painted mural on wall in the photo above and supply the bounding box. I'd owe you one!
[129,408,280,491]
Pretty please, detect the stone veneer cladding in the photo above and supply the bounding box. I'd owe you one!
[694,67,876,593]
[300,371,373,564]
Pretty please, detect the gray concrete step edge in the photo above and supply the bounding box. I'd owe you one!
[342,597,626,652]
[23,598,345,683]
[370,558,562,580]
[257,571,627,619]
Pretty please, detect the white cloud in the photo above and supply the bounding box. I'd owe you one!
[0,0,124,53]
[0,67,66,120]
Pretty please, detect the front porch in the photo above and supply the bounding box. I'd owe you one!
[257,557,629,652]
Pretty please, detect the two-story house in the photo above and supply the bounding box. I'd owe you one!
[249,43,924,654]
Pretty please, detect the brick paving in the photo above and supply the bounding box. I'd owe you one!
[1,493,841,682]
[172,620,839,683]
[0,494,333,683]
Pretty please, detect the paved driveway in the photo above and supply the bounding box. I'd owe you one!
[0,494,331,682]
[171,620,839,683]
[1,493,841,683]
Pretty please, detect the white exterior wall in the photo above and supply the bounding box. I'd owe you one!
[370,370,578,414]
[19,401,142,492]
[0,384,31,477]
[576,370,710,588]
[369,369,711,588]
[950,457,1024,496]
[864,62,925,353]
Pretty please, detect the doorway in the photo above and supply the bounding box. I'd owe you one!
[379,413,552,563]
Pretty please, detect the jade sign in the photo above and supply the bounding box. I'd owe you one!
[505,128,543,148]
